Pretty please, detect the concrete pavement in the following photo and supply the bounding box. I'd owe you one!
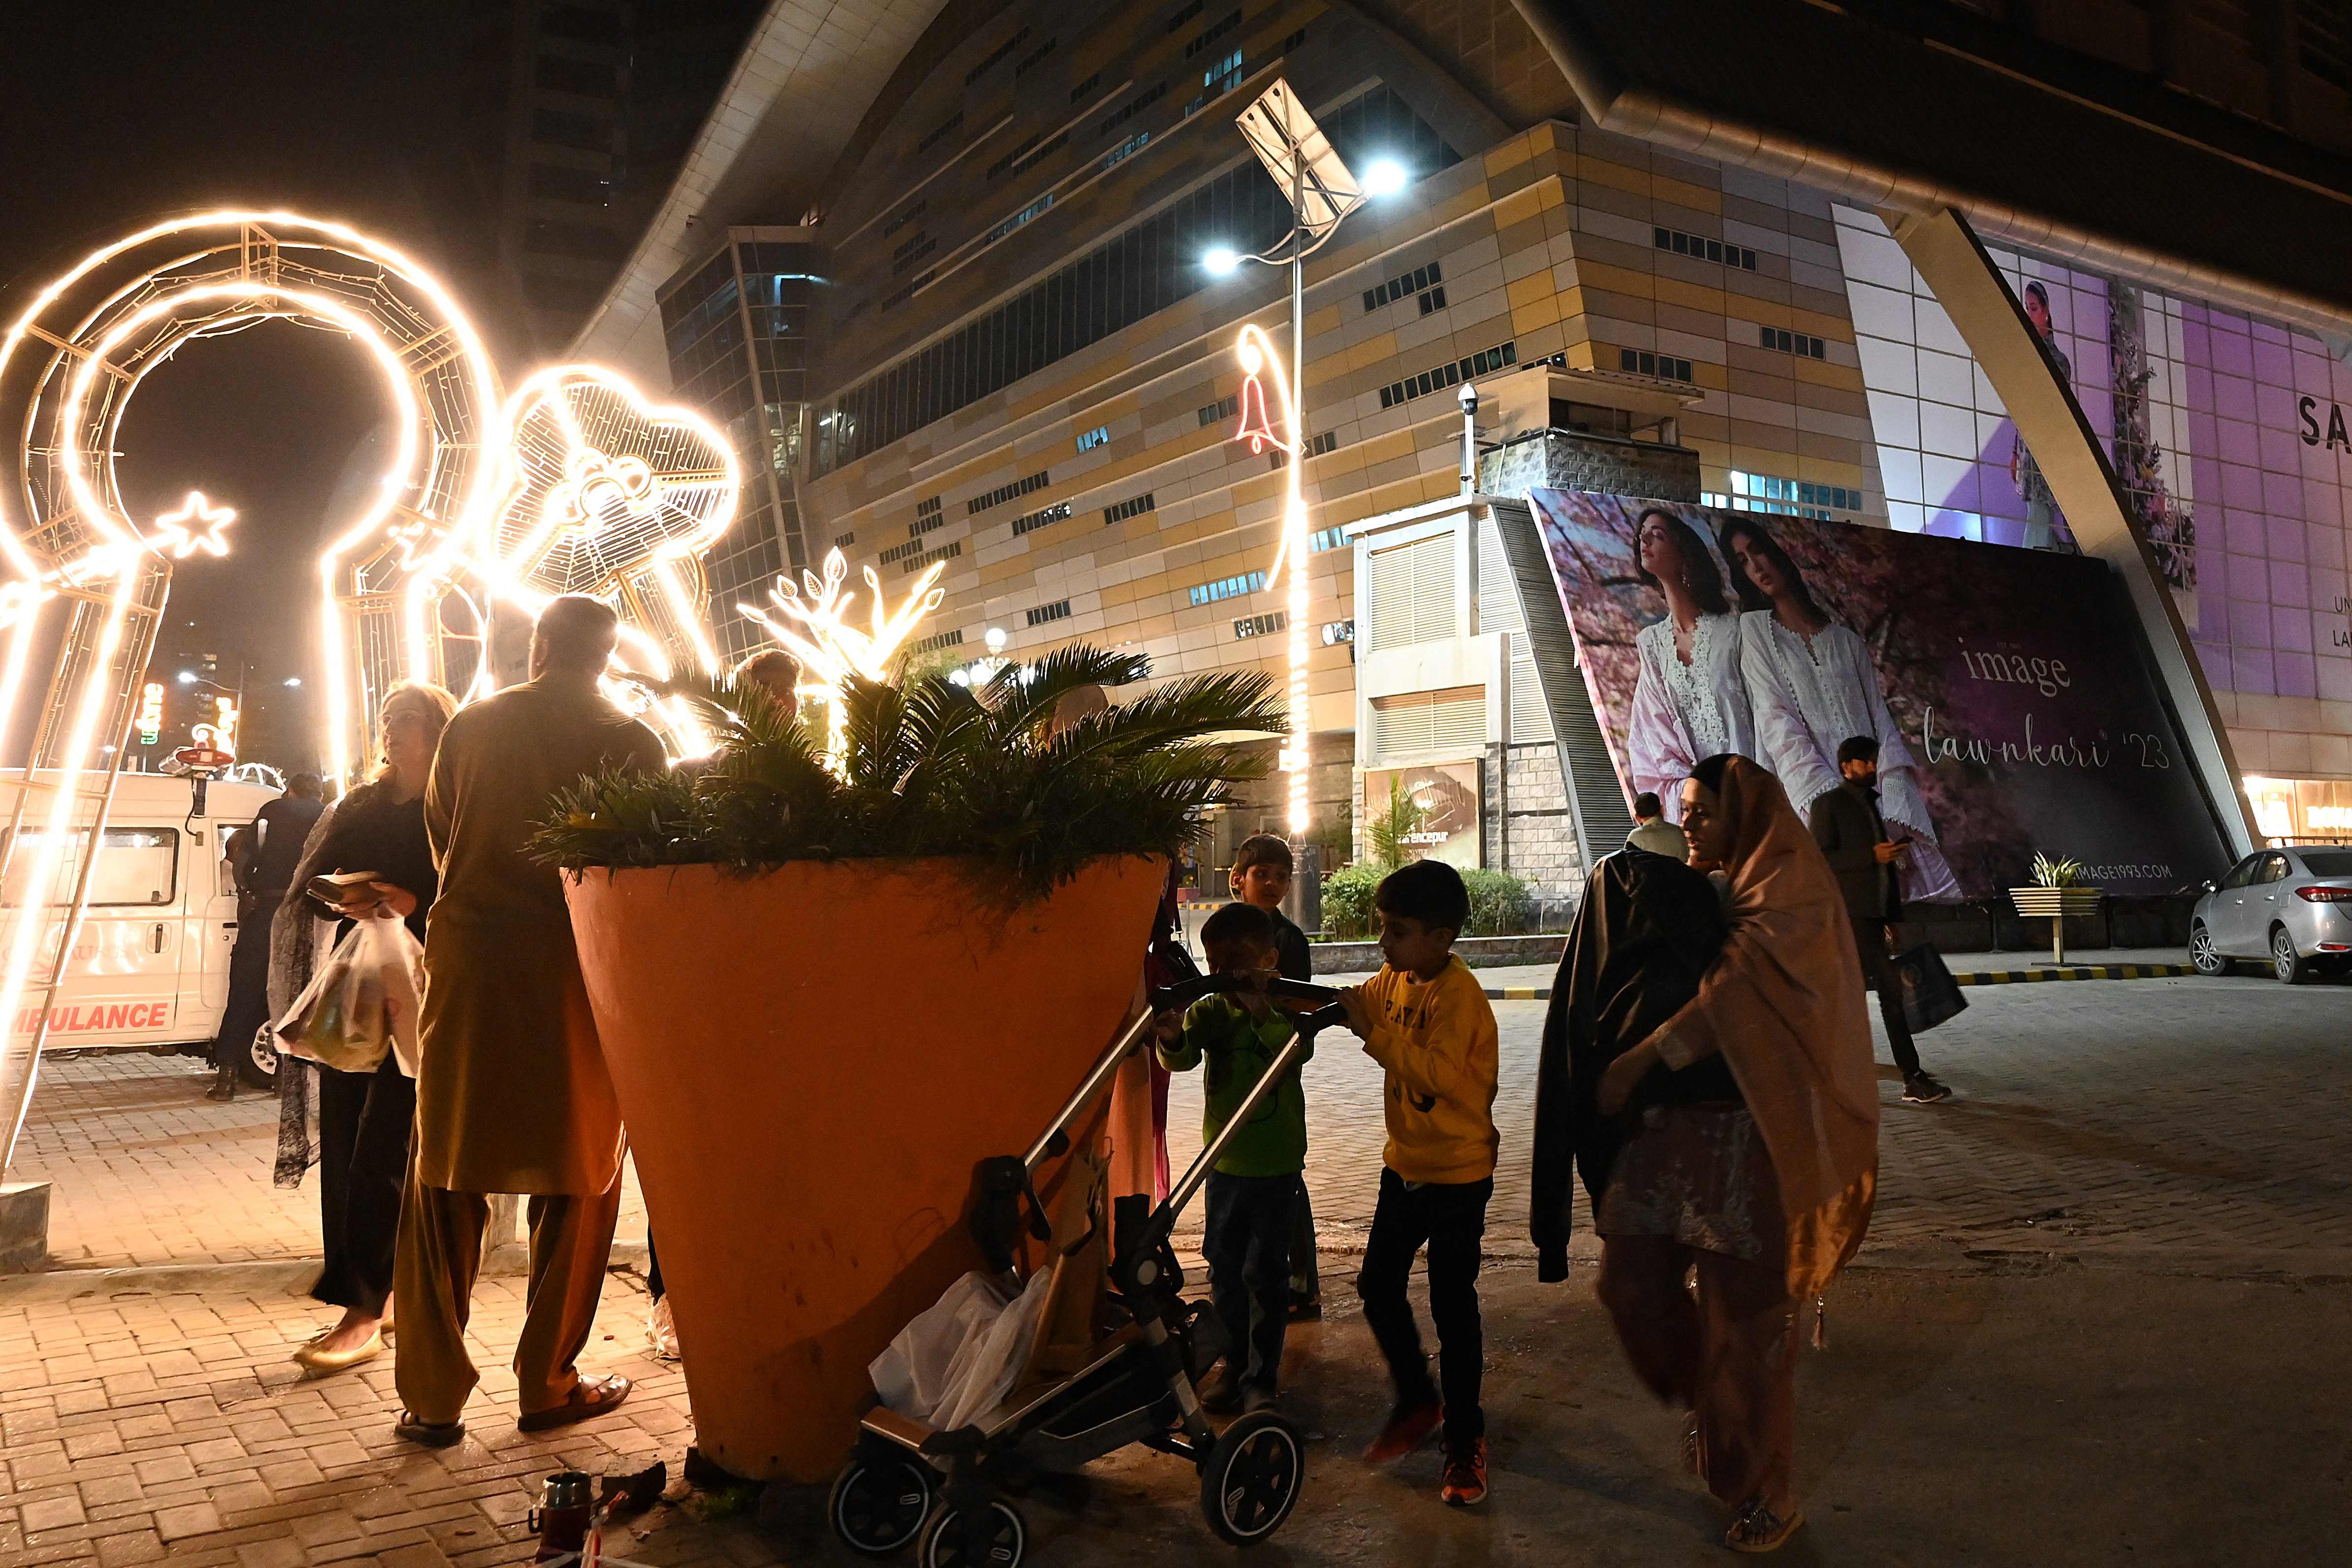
[2,970,2350,1564]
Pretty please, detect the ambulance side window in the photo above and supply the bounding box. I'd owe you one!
[215,823,253,898]
[0,828,180,906]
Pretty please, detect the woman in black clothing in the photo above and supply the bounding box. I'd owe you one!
[283,682,455,1375]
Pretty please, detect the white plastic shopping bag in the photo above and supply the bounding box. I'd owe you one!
[869,1268,1053,1433]
[274,915,425,1076]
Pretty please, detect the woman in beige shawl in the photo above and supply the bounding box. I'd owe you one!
[1592,752,1878,1553]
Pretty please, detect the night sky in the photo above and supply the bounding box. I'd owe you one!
[0,2,481,763]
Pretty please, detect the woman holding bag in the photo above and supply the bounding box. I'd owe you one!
[280,682,456,1374]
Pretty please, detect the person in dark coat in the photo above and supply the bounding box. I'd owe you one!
[1807,736,1950,1104]
[206,773,326,1100]
[1530,841,1728,1281]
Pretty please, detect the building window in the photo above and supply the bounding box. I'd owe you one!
[965,26,1032,85]
[1014,37,1057,76]
[969,470,1052,515]
[835,531,856,548]
[879,268,935,312]
[1076,425,1111,453]
[1654,227,1757,270]
[1418,287,1448,315]
[917,494,942,519]
[1379,341,1518,409]
[891,233,937,275]
[912,628,965,654]
[1282,27,1306,51]
[1198,393,1240,426]
[816,85,1460,475]
[983,193,1055,244]
[916,111,964,155]
[1308,525,1347,553]
[1759,325,1827,359]
[1010,501,1074,536]
[1101,131,1151,171]
[1187,570,1266,606]
[879,536,931,564]
[1234,611,1288,639]
[1321,619,1355,645]
[1618,348,1694,383]
[1166,0,1203,31]
[1096,81,1167,138]
[882,199,926,239]
[1729,469,1859,519]
[1201,47,1243,94]
[903,540,963,575]
[1268,431,1339,470]
[1184,11,1241,57]
[1103,491,1157,524]
[1026,598,1073,626]
[1364,261,1441,313]
[1070,71,1101,101]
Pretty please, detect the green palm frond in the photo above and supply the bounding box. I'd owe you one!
[530,642,1285,902]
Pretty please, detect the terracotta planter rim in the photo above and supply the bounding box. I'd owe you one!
[556,849,1162,890]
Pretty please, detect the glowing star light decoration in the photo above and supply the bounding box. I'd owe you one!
[1233,323,1313,834]
[741,548,946,766]
[148,492,235,559]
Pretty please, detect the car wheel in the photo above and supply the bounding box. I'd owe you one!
[2272,926,2312,985]
[2189,924,2228,977]
[240,1028,280,1091]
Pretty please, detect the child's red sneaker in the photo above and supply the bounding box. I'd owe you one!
[1360,1398,1442,1464]
[1439,1436,1488,1506]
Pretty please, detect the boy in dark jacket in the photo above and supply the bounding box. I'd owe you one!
[1229,833,1319,1316]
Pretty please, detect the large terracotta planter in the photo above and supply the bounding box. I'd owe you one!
[566,854,1166,1482]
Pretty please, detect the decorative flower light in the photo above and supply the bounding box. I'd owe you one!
[147,491,235,559]
[739,547,947,765]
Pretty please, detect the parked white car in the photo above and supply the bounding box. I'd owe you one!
[1,772,280,1080]
[2189,844,2352,984]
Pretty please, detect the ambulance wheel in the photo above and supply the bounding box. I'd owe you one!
[1200,1409,1304,1545]
[917,1498,1024,1568]
[829,1452,933,1556]
[241,1030,280,1091]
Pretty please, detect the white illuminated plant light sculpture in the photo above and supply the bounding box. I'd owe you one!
[740,549,947,767]
[0,211,745,1171]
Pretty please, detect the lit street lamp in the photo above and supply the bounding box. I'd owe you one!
[1203,78,1407,839]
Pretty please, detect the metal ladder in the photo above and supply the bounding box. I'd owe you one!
[0,556,171,1171]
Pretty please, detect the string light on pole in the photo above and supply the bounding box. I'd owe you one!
[1207,77,1410,836]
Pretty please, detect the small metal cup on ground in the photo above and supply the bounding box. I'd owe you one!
[528,1470,595,1561]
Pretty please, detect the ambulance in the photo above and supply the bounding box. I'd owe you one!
[2,771,283,1088]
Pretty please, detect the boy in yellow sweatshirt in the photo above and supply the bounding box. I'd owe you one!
[1337,858,1501,1508]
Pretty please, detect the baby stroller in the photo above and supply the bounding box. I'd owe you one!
[828,972,1345,1567]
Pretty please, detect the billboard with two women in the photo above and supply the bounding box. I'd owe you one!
[1528,490,2231,899]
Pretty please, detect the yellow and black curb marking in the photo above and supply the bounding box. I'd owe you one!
[1476,962,2196,1001]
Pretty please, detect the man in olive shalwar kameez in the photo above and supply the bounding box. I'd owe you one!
[392,596,667,1446]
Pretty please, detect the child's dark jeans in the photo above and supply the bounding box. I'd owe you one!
[1356,1165,1493,1446]
[1202,1171,1299,1392]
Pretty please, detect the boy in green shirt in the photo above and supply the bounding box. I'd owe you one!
[1157,901,1309,1413]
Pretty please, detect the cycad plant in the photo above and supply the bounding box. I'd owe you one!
[531,645,1287,901]
[2028,851,2085,888]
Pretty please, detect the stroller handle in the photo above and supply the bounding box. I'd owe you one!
[1146,973,1343,1014]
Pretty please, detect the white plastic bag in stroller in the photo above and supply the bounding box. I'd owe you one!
[870,1268,1054,1434]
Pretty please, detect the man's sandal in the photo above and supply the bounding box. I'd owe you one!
[1727,1498,1804,1553]
[518,1374,633,1434]
[394,1411,465,1449]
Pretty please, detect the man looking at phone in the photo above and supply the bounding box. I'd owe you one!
[1810,736,1951,1104]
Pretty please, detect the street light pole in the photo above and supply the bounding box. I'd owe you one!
[1284,139,1310,842]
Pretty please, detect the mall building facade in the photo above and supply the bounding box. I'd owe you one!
[575,0,2352,894]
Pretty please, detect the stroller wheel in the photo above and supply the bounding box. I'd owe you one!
[918,1498,1026,1568]
[1200,1409,1305,1545]
[830,1452,935,1556]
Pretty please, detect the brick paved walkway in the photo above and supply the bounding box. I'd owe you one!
[9,1053,647,1273]
[5,972,2351,1565]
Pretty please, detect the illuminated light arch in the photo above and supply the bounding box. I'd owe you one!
[472,365,744,755]
[0,210,508,1166]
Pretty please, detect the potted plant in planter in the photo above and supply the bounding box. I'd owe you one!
[2008,852,2105,964]
[532,648,1283,1481]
